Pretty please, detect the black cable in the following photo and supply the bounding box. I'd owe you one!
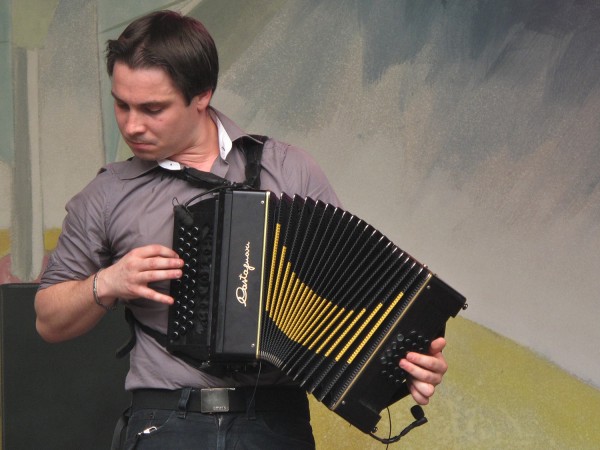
[369,405,428,445]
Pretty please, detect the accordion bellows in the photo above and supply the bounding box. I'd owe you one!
[168,189,467,433]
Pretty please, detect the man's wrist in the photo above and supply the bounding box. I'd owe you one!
[92,268,117,311]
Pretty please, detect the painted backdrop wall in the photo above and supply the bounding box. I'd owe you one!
[2,0,600,448]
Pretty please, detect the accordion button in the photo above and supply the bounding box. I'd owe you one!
[396,334,404,342]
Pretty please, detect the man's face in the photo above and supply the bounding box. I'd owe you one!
[111,62,208,161]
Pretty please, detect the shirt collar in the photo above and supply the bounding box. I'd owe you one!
[210,108,233,160]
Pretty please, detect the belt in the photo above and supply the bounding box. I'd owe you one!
[131,387,308,414]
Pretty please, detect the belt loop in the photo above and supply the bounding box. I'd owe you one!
[178,388,193,419]
[245,388,257,421]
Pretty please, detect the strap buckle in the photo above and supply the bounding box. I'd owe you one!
[200,388,235,413]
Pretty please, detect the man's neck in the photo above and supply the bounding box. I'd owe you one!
[170,109,220,172]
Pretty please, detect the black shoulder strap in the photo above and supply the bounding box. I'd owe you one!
[241,134,267,189]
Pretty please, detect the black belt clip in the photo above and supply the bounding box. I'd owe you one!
[200,388,237,413]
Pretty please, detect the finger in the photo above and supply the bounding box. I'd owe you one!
[428,337,447,354]
[141,256,184,272]
[136,286,175,305]
[408,379,435,405]
[139,268,183,284]
[404,351,447,377]
[133,244,182,259]
[400,356,445,385]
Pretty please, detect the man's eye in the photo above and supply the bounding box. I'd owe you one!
[145,106,164,115]
[115,101,129,110]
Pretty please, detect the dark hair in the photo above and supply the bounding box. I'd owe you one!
[106,10,218,104]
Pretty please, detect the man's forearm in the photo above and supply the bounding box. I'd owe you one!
[34,276,112,343]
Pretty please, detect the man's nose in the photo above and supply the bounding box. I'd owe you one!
[124,110,146,135]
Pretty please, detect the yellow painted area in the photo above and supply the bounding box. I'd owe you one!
[0,228,61,258]
[12,0,60,49]
[43,227,61,252]
[0,229,9,257]
[311,317,600,449]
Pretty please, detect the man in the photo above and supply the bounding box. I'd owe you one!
[35,10,448,449]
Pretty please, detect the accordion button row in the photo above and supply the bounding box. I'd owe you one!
[170,222,214,340]
[379,330,430,384]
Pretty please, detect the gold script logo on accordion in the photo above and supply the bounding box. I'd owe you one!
[236,241,255,307]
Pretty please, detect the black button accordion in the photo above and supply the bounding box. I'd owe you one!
[168,189,467,433]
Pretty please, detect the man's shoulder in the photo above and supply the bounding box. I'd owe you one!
[97,157,158,181]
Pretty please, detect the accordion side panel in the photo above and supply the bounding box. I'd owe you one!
[327,274,466,433]
[213,190,267,360]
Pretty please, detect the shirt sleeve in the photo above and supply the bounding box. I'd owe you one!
[39,171,112,289]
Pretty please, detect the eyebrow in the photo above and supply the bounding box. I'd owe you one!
[110,91,171,109]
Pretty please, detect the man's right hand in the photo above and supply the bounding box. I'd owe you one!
[96,244,184,306]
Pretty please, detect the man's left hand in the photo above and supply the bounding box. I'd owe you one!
[399,337,448,405]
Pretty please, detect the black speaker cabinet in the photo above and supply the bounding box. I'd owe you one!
[1,283,131,450]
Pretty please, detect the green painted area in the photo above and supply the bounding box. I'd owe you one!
[0,0,12,165]
[188,0,288,74]
[311,317,600,449]
[11,0,59,49]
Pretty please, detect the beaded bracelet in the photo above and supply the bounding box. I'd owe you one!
[93,268,117,311]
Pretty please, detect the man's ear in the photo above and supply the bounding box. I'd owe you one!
[195,90,213,111]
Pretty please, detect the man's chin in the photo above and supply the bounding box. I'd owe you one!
[132,151,160,161]
[128,146,166,161]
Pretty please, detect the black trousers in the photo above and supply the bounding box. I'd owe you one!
[113,387,315,450]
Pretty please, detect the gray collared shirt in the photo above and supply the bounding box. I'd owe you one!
[40,109,340,390]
